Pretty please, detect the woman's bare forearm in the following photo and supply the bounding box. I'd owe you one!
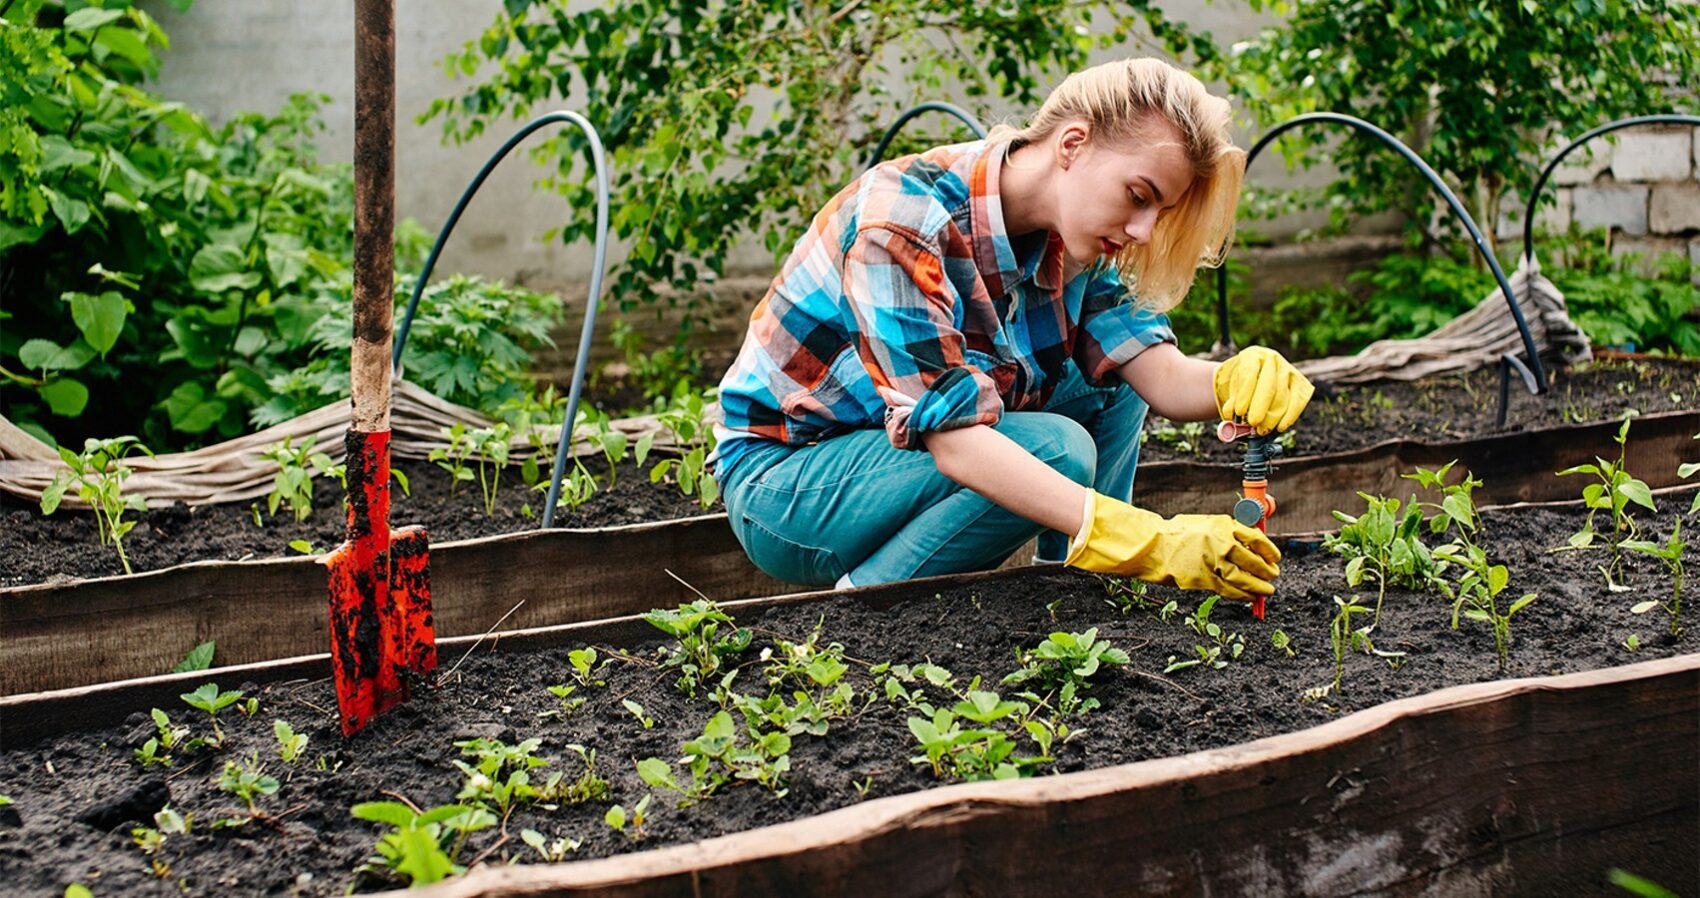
[1118,342,1220,421]
[921,424,1089,535]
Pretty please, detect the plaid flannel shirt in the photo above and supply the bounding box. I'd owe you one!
[713,139,1176,478]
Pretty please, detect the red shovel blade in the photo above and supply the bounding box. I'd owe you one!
[325,430,435,737]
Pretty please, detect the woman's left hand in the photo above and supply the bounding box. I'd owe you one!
[1212,346,1314,435]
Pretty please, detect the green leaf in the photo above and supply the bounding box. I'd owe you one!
[40,475,70,515]
[67,291,128,355]
[188,243,262,293]
[603,805,626,829]
[163,381,227,434]
[45,188,91,234]
[1630,600,1660,614]
[1616,479,1656,512]
[393,826,454,885]
[172,640,215,673]
[19,339,95,372]
[64,8,126,31]
[39,379,90,416]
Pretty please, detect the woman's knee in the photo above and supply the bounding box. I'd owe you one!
[1001,413,1097,486]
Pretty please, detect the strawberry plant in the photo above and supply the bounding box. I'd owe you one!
[180,682,244,749]
[538,743,610,807]
[638,710,794,801]
[134,707,188,768]
[520,828,581,862]
[1164,596,1246,673]
[644,599,753,697]
[258,435,336,523]
[907,688,1052,782]
[351,799,496,888]
[452,737,549,820]
[216,754,279,826]
[273,719,308,763]
[1554,415,1658,587]
[622,699,655,729]
[38,436,152,574]
[567,647,608,687]
[1001,628,1129,715]
[1625,519,1686,637]
[544,683,586,717]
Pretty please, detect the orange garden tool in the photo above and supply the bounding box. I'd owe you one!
[324,0,436,737]
[1216,420,1282,620]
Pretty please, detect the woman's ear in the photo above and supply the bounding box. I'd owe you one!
[1055,122,1090,171]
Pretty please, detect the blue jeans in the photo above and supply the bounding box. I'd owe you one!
[721,361,1148,587]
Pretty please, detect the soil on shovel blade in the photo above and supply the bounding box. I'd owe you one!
[1139,355,1700,464]
[2,356,1694,587]
[1,493,1695,896]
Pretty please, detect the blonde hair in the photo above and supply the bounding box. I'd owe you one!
[989,58,1245,312]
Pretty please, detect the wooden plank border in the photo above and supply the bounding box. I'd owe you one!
[397,654,1697,897]
[4,410,1695,696]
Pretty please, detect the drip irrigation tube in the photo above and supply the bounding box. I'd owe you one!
[388,111,611,530]
[865,101,987,172]
[1523,114,1700,265]
[1214,112,1547,426]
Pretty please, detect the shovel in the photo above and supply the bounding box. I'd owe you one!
[324,0,436,737]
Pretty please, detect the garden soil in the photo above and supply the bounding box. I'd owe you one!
[2,356,1694,587]
[0,495,1694,896]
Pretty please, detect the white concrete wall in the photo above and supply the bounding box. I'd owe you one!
[143,0,1370,290]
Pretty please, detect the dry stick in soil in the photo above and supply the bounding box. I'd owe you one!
[436,601,527,685]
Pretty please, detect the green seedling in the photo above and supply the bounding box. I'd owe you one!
[1625,518,1686,637]
[580,407,629,487]
[352,799,496,887]
[1271,630,1296,658]
[567,647,607,686]
[643,599,752,697]
[1146,420,1206,455]
[1001,628,1129,715]
[1164,596,1245,672]
[216,754,279,824]
[273,719,308,763]
[541,458,599,513]
[469,422,511,516]
[259,435,336,522]
[134,708,189,767]
[1623,633,1642,652]
[539,743,611,806]
[906,688,1049,782]
[1407,463,1536,671]
[639,710,793,801]
[1554,415,1658,586]
[131,805,191,856]
[649,446,719,510]
[1328,491,1447,622]
[134,738,171,768]
[180,682,244,748]
[621,699,655,728]
[520,828,581,862]
[1100,576,1155,615]
[452,738,549,818]
[39,435,153,574]
[603,794,651,840]
[287,539,319,555]
[238,697,259,717]
[1680,435,1699,515]
[428,423,477,498]
[545,684,585,717]
[1304,595,1373,702]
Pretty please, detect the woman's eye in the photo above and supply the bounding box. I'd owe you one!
[1128,190,1148,207]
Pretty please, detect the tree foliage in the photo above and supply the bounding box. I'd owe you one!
[1216,0,1700,249]
[424,0,1216,331]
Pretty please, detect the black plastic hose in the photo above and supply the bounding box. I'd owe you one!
[865,102,987,172]
[388,110,610,530]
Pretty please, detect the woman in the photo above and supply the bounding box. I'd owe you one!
[712,57,1313,601]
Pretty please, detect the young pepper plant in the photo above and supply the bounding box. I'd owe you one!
[39,436,153,574]
[1625,518,1686,637]
[1553,415,1658,588]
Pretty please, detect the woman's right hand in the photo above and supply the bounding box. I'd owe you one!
[1065,492,1280,601]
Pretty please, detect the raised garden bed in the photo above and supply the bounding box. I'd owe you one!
[1138,355,1699,464]
[2,493,1694,896]
[3,402,1694,695]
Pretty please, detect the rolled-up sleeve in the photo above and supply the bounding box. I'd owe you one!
[843,223,1003,448]
[1074,264,1177,386]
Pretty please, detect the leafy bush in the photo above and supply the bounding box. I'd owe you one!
[422,0,1213,335]
[1,2,561,449]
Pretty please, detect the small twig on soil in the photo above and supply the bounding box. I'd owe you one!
[1130,669,1201,701]
[380,790,423,814]
[165,754,216,783]
[466,831,510,869]
[436,600,527,686]
[599,646,657,668]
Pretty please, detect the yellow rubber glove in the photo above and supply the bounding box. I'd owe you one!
[1065,492,1281,601]
[1213,346,1314,435]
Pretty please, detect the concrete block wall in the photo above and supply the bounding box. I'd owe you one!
[1508,124,1700,280]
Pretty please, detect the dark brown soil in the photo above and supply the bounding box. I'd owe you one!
[4,357,1694,589]
[1,494,1694,896]
[1140,356,1700,464]
[0,455,715,588]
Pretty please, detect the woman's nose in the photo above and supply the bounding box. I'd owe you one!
[1124,210,1156,245]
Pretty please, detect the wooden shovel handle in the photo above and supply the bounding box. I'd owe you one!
[351,0,394,433]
